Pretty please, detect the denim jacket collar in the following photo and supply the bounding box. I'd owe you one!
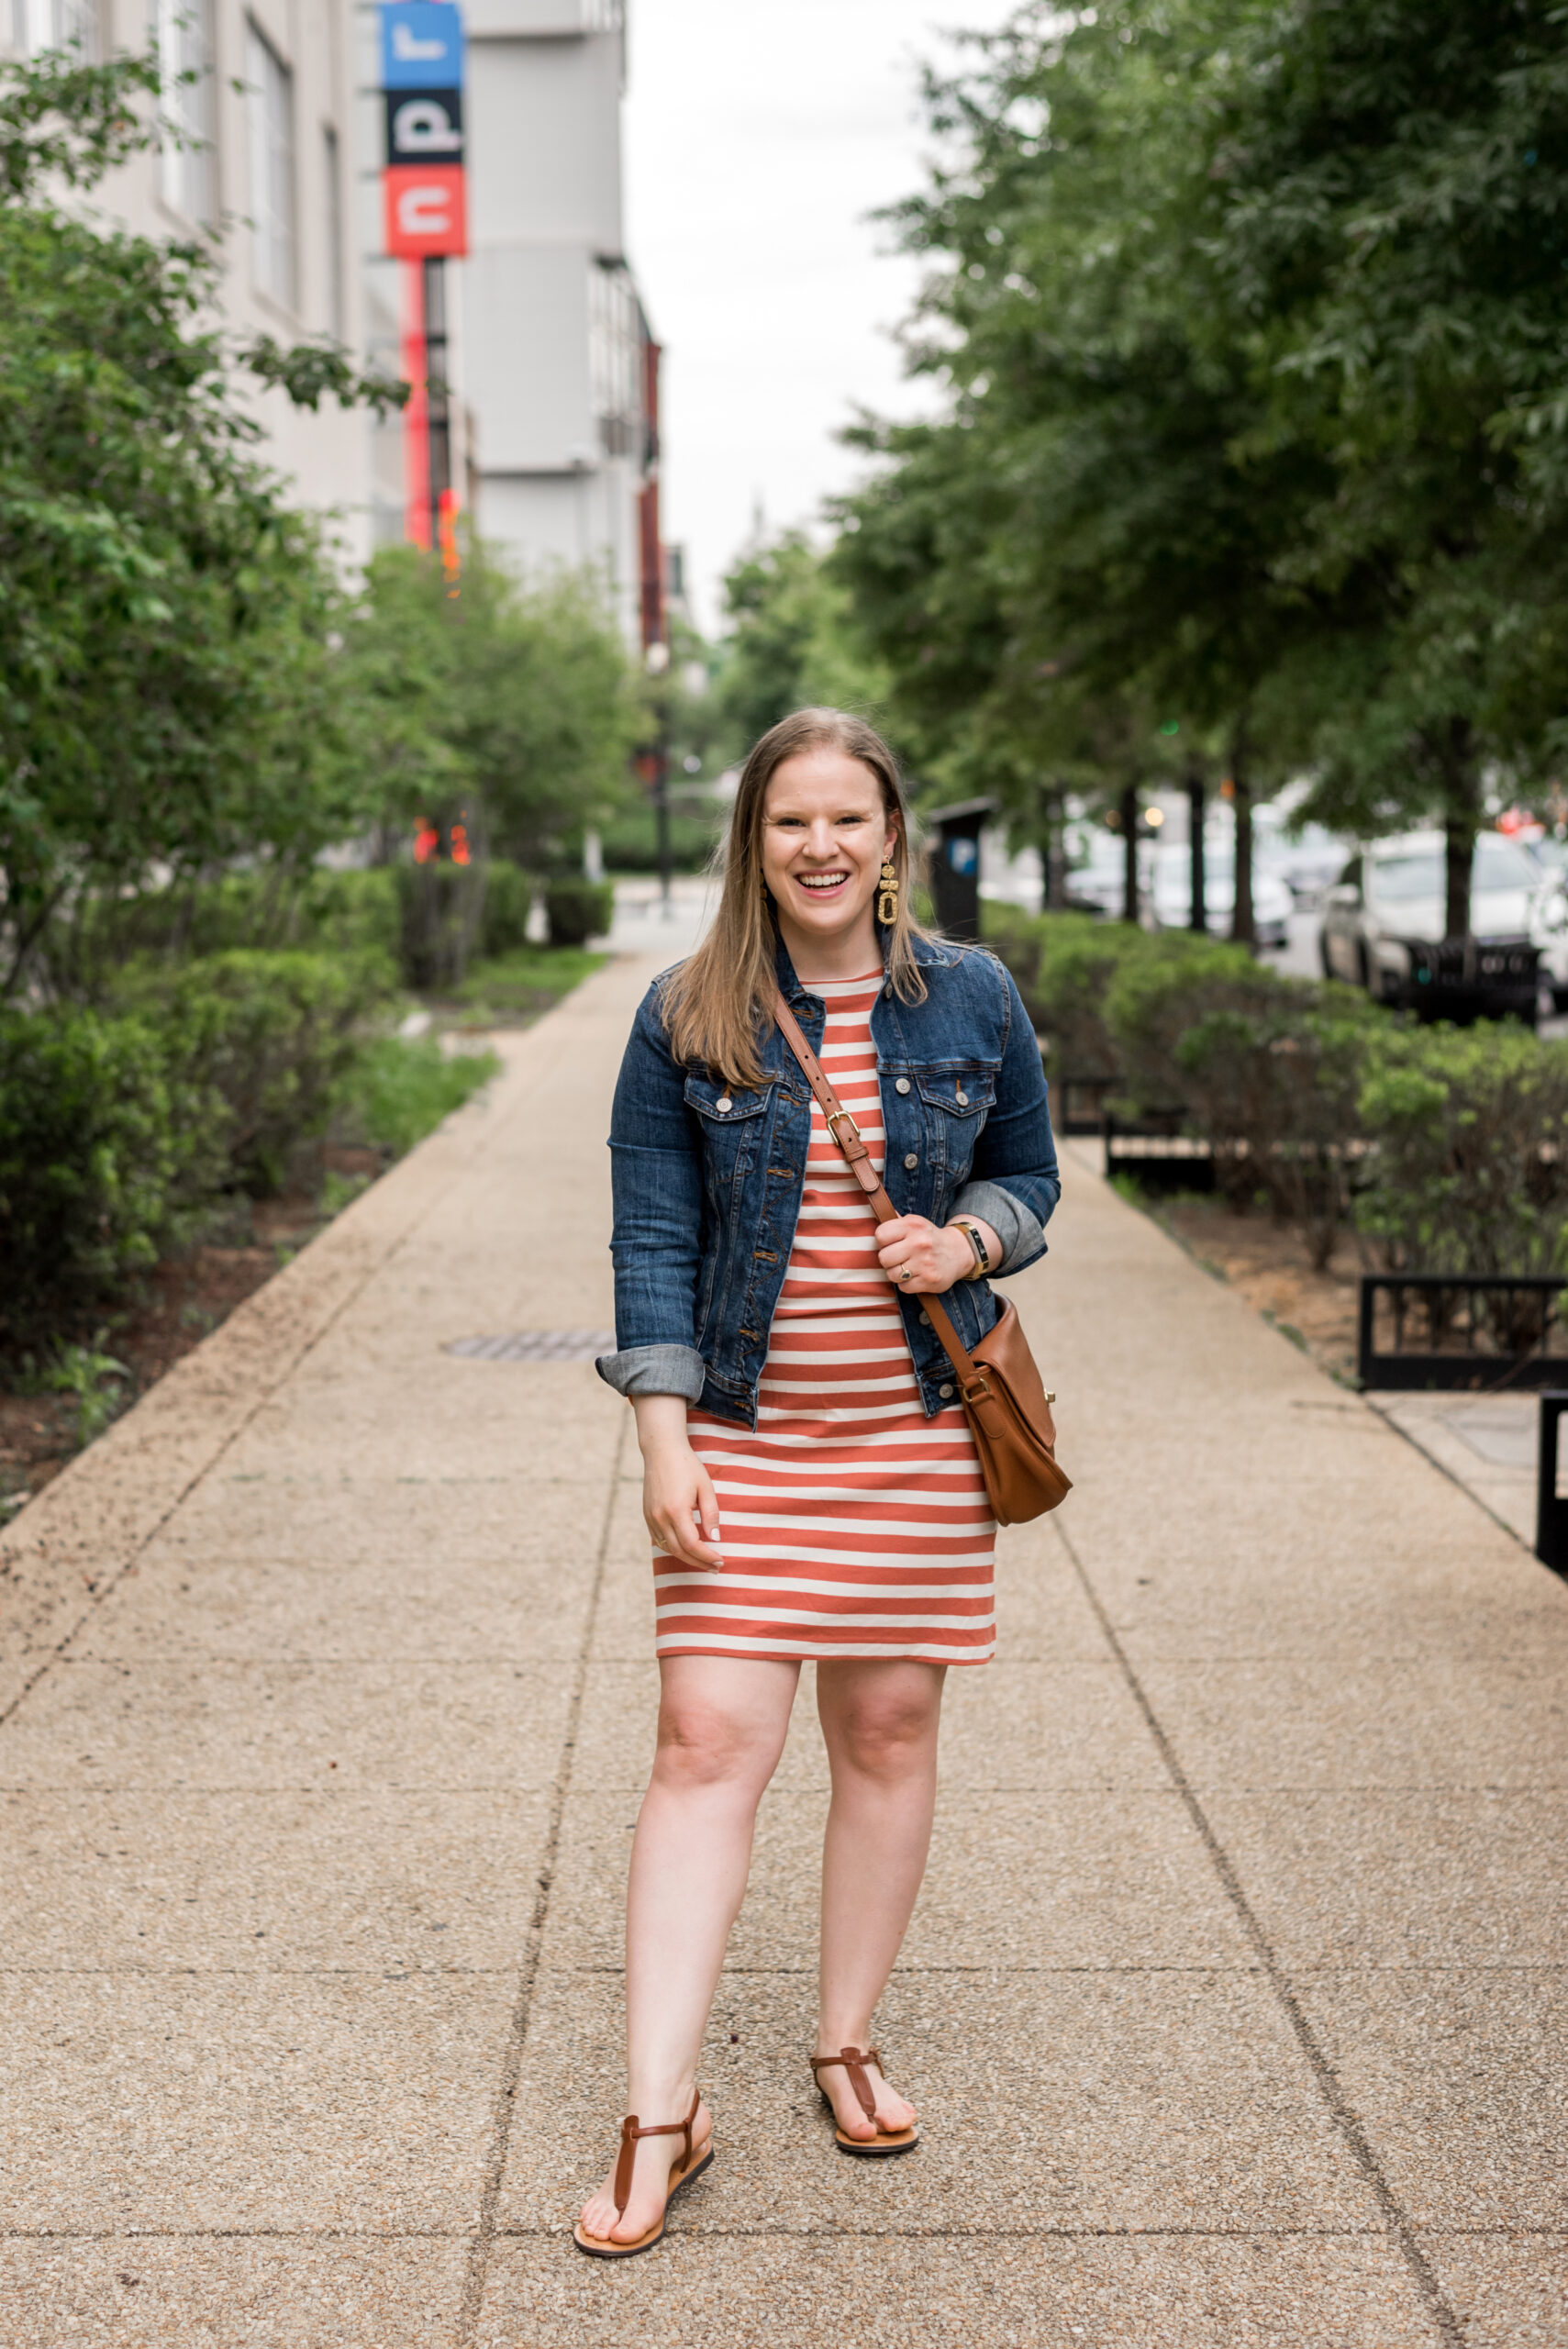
[773,925,959,1012]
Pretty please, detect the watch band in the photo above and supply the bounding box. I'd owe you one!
[953,1219,991,1278]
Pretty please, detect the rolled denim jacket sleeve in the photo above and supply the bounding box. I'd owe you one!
[953,962,1061,1276]
[595,984,707,1402]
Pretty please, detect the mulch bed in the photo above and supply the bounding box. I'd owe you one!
[0,1144,380,1521]
[1141,1191,1362,1384]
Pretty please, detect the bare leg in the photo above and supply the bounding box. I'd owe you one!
[578,1653,799,2243]
[813,1658,946,2142]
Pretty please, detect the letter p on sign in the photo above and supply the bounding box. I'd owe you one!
[384,162,467,257]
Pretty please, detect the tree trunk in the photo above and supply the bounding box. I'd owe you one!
[1440,719,1480,939]
[1119,783,1140,924]
[1043,790,1068,912]
[1186,766,1207,934]
[1229,725,1255,951]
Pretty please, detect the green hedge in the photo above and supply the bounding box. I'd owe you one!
[109,950,393,1196]
[598,805,719,874]
[544,877,615,947]
[58,866,403,980]
[984,905,1568,1279]
[0,1005,225,1336]
[480,860,536,959]
[57,862,553,994]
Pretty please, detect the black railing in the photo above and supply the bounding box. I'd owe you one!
[1056,1073,1117,1138]
[1103,1108,1216,1193]
[1358,1274,1568,1391]
[1535,1394,1568,1575]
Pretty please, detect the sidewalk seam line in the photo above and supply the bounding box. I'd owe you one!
[1365,1396,1543,1561]
[455,1412,628,2342]
[1053,1515,1465,2349]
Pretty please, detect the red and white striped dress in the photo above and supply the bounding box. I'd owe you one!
[654,970,996,1665]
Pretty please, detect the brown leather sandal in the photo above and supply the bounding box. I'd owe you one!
[810,2046,920,2156]
[572,2087,714,2258]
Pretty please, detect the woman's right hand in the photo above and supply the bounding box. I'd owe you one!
[631,1395,724,1572]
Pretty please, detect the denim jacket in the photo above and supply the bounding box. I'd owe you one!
[596,931,1061,1429]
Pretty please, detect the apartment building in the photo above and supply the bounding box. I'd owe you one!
[7,0,373,557]
[356,0,657,644]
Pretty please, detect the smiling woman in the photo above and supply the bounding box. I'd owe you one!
[576,707,1061,2258]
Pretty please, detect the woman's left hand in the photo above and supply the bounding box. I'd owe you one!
[874,1215,983,1295]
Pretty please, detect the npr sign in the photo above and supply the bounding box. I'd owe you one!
[381,2,467,258]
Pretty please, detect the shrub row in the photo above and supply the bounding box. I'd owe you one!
[984,907,1568,1277]
[59,859,615,996]
[0,950,496,1341]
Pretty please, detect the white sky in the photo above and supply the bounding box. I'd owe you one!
[622,0,1020,636]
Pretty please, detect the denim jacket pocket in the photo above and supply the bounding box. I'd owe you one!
[916,1067,996,1189]
[683,1073,774,1136]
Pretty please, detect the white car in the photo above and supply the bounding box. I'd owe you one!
[1251,811,1351,907]
[1063,826,1149,920]
[1318,829,1568,1015]
[1146,841,1295,949]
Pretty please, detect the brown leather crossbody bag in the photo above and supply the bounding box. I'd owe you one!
[773,993,1072,1526]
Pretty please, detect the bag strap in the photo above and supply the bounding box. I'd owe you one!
[773,990,982,1395]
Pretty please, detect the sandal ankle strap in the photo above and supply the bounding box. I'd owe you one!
[809,2045,882,2122]
[612,2086,700,2215]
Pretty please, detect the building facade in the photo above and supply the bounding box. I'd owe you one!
[6,0,374,558]
[356,0,656,645]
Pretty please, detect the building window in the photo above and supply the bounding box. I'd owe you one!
[323,125,345,342]
[13,0,99,53]
[159,0,215,225]
[589,261,640,460]
[246,19,295,310]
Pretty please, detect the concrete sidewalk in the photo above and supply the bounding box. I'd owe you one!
[2,953,1564,2347]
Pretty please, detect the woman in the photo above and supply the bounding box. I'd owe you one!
[577,707,1060,2256]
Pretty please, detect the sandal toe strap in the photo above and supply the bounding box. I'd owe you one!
[612,2087,701,2215]
[809,2044,883,2122]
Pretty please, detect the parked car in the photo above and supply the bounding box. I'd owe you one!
[1146,841,1294,949]
[1251,811,1350,908]
[1318,829,1568,1017]
[1063,825,1149,919]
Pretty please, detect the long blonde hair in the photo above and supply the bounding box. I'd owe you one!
[660,707,929,1088]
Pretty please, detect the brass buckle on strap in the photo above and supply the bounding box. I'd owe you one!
[826,1108,862,1146]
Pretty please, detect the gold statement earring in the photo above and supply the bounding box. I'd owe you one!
[877,854,899,926]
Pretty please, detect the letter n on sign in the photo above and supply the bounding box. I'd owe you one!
[384,162,467,258]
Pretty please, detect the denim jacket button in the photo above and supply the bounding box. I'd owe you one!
[895,1077,911,1095]
[717,1097,732,1113]
[939,1383,954,1399]
[955,1089,969,1106]
[903,1152,918,1170]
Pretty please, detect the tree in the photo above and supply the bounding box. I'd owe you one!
[713,529,890,759]
[1202,0,1568,935]
[339,538,640,870]
[833,0,1349,942]
[838,0,1568,943]
[0,43,403,998]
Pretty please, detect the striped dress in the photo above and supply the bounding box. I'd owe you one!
[654,970,996,1666]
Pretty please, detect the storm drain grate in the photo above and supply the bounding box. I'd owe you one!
[445,1330,615,1364]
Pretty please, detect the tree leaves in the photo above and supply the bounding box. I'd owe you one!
[833,0,1568,907]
